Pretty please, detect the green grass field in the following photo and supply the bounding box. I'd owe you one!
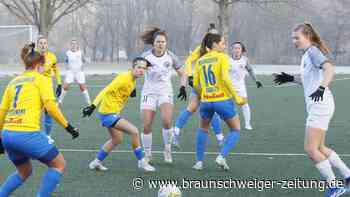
[1,74,350,197]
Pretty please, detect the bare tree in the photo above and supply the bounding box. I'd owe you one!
[0,0,96,37]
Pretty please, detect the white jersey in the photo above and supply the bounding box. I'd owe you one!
[229,56,249,87]
[141,49,181,95]
[65,50,83,72]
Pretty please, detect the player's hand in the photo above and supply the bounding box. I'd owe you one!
[177,86,187,101]
[130,89,136,98]
[273,72,294,85]
[82,104,96,117]
[56,84,62,97]
[309,86,325,102]
[256,81,263,88]
[0,137,4,154]
[188,76,194,87]
[65,124,79,139]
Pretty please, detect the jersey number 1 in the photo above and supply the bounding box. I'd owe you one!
[202,64,216,86]
[13,85,23,108]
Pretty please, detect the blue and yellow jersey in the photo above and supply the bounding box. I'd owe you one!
[42,51,62,84]
[185,46,201,76]
[0,71,57,132]
[92,71,136,114]
[193,50,245,105]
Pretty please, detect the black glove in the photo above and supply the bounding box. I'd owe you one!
[0,138,4,154]
[65,124,79,139]
[82,104,96,117]
[256,81,263,88]
[273,72,294,85]
[130,89,136,98]
[56,84,62,98]
[188,76,194,87]
[177,86,187,101]
[309,86,325,102]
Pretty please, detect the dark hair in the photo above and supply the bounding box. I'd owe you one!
[231,41,247,53]
[200,33,223,57]
[141,27,168,45]
[132,57,151,68]
[21,43,45,69]
[37,35,47,43]
[207,23,219,34]
[294,22,330,54]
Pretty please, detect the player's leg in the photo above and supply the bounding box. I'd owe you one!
[211,113,224,146]
[140,94,157,162]
[238,86,253,130]
[77,72,91,105]
[159,100,174,164]
[114,119,155,171]
[0,161,32,196]
[59,71,74,104]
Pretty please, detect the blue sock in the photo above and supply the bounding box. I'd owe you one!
[133,147,145,161]
[0,172,24,197]
[175,110,193,129]
[96,149,109,161]
[37,168,62,197]
[221,129,240,157]
[211,113,222,135]
[44,113,53,135]
[195,128,208,162]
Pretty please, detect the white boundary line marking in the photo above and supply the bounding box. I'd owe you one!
[59,148,350,157]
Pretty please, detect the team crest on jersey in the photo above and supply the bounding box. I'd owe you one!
[163,61,171,68]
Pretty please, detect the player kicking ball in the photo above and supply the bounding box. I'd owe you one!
[82,57,155,172]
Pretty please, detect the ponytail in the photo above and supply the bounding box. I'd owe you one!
[199,33,222,57]
[21,43,45,69]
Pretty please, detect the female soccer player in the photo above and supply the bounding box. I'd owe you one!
[82,57,155,172]
[274,23,350,197]
[192,33,246,171]
[173,24,224,148]
[0,43,79,197]
[58,39,91,105]
[37,36,62,137]
[140,27,187,164]
[229,41,263,130]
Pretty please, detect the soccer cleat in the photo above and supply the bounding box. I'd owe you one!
[245,124,253,131]
[164,146,173,164]
[325,187,350,197]
[192,161,203,171]
[89,159,108,171]
[215,155,230,171]
[144,151,153,164]
[138,159,156,172]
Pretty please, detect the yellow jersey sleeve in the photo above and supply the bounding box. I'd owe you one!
[193,59,201,95]
[44,52,62,84]
[185,46,201,76]
[0,86,10,131]
[92,77,121,106]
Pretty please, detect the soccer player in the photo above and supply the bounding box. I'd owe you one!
[173,24,224,148]
[139,27,187,164]
[229,41,263,130]
[192,33,246,171]
[58,39,91,105]
[274,23,350,197]
[82,57,155,172]
[0,43,79,197]
[37,36,62,137]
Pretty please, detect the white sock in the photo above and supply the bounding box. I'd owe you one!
[82,90,91,105]
[162,128,173,148]
[328,151,350,178]
[242,104,251,126]
[174,127,180,136]
[216,133,224,141]
[59,89,67,104]
[141,133,152,155]
[315,159,336,185]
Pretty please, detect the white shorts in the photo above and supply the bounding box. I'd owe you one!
[235,84,247,98]
[305,91,335,131]
[140,93,173,111]
[65,71,86,84]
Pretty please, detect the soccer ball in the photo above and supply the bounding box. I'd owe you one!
[158,184,181,197]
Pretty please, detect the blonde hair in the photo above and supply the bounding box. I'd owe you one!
[294,22,331,54]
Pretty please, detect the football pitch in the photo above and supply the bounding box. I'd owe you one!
[1,74,350,197]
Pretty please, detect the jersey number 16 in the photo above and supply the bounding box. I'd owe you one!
[202,64,216,87]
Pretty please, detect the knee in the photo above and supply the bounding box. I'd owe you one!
[187,104,198,113]
[143,124,152,134]
[304,145,319,159]
[79,85,86,92]
[20,168,33,181]
[63,85,69,91]
[162,121,172,129]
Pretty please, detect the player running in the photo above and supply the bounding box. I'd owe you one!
[58,39,91,105]
[37,36,62,137]
[82,57,155,172]
[192,33,246,171]
[0,43,79,197]
[173,24,224,148]
[229,41,263,130]
[273,23,350,197]
[140,27,187,164]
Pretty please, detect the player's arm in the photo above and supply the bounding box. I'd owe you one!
[170,51,187,101]
[221,57,246,105]
[245,59,262,88]
[0,86,10,132]
[273,72,302,85]
[185,46,201,77]
[193,61,201,95]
